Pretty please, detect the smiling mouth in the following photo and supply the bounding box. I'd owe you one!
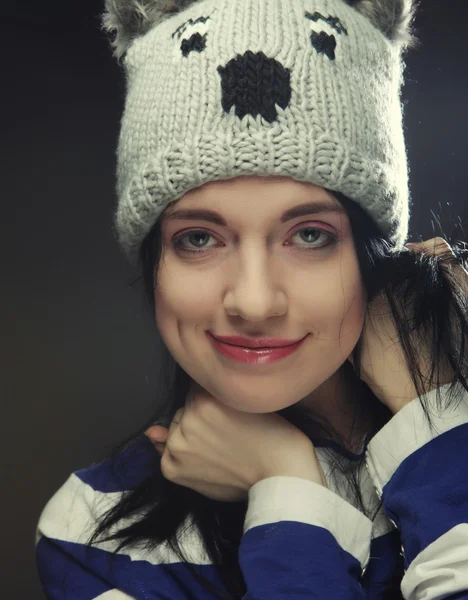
[208,332,308,364]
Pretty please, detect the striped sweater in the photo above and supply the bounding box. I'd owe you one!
[36,383,468,599]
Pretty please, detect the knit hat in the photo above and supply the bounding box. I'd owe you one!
[102,0,418,267]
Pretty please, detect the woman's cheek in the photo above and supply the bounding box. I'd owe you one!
[306,263,366,343]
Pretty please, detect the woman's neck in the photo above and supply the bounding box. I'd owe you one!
[298,364,378,454]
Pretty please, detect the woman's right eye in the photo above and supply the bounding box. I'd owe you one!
[172,230,216,253]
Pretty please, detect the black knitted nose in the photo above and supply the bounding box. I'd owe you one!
[217,50,291,124]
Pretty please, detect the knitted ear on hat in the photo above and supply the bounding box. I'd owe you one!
[344,0,419,49]
[101,0,200,61]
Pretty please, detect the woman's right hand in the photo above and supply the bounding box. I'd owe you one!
[145,380,327,502]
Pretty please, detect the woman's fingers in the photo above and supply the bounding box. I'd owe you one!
[144,426,170,455]
[407,236,468,278]
[406,237,456,260]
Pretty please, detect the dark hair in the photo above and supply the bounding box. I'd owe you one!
[85,190,468,599]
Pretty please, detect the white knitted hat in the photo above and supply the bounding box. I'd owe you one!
[102,0,419,267]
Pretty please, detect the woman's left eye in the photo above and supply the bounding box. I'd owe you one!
[172,225,338,254]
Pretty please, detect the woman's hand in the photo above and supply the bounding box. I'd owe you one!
[145,380,327,502]
[347,237,464,414]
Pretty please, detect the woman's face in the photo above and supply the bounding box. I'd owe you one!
[155,175,366,416]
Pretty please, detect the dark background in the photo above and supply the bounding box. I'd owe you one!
[2,1,467,597]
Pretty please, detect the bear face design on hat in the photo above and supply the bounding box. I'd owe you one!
[101,0,418,266]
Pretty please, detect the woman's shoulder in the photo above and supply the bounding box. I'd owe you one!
[35,436,200,596]
[76,432,158,494]
[36,433,158,542]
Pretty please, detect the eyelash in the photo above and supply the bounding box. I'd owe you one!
[172,224,338,255]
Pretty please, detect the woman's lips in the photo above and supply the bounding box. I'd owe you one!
[208,332,308,365]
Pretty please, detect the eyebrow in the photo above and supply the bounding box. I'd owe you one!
[164,201,345,226]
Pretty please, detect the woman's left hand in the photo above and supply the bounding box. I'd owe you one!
[347,237,465,414]
[145,380,327,502]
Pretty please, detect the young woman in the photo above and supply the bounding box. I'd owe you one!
[36,0,468,599]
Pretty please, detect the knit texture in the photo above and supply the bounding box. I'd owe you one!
[106,0,415,266]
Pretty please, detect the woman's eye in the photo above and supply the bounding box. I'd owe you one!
[172,225,338,254]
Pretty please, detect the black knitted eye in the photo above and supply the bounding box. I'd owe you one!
[310,30,337,60]
[171,14,213,57]
[180,32,207,57]
[305,11,348,61]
